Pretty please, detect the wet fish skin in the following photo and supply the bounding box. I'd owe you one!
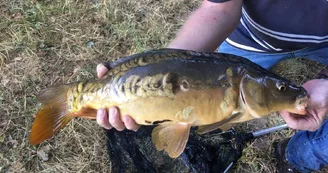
[29,48,309,158]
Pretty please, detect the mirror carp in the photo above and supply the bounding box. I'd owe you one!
[29,48,309,158]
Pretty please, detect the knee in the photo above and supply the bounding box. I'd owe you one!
[285,120,328,172]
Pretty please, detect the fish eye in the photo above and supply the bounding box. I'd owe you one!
[277,82,287,91]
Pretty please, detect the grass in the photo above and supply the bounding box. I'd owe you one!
[1,0,199,172]
[0,0,327,172]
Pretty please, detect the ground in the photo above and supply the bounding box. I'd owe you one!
[0,0,327,172]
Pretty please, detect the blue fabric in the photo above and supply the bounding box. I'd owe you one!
[286,120,328,173]
[218,41,328,69]
[217,41,328,173]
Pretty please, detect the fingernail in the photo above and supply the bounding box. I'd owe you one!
[133,126,139,132]
[96,64,102,78]
[106,125,113,130]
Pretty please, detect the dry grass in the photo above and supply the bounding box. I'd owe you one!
[0,0,199,172]
[0,0,327,173]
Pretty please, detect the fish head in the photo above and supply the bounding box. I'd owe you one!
[239,69,309,117]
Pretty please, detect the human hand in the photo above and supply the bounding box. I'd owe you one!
[280,79,328,132]
[95,64,140,131]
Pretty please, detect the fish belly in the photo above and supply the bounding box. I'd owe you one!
[116,88,236,126]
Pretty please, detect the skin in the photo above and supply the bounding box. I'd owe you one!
[96,0,328,132]
[96,64,140,131]
[280,79,328,132]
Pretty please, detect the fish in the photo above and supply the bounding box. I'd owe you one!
[29,48,309,158]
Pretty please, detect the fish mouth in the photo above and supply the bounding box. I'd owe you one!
[293,94,310,115]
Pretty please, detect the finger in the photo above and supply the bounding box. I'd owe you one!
[97,64,109,78]
[306,109,323,131]
[280,110,300,130]
[280,110,319,131]
[108,107,125,131]
[284,107,307,115]
[96,108,113,130]
[307,95,327,109]
[122,116,140,131]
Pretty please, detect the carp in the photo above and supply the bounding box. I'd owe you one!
[29,48,309,158]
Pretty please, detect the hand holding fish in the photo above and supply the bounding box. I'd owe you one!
[280,79,328,132]
[96,64,140,131]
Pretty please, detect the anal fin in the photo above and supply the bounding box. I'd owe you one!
[196,112,242,135]
[71,106,98,119]
[151,122,191,158]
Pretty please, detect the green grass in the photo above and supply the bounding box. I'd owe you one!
[1,0,327,172]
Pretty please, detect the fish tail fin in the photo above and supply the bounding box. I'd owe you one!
[29,84,73,145]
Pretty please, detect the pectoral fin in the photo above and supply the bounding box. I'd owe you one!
[196,112,242,135]
[229,111,254,123]
[151,122,191,158]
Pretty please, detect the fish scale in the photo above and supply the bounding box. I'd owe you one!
[29,48,309,159]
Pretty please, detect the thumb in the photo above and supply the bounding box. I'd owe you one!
[306,93,328,109]
[307,100,325,109]
[280,110,300,129]
[280,110,321,131]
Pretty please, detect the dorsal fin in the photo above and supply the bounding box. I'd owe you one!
[103,48,271,76]
[103,48,187,70]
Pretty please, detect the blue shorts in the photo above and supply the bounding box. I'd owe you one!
[218,41,328,69]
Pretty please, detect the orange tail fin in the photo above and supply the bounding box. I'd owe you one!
[29,84,72,145]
